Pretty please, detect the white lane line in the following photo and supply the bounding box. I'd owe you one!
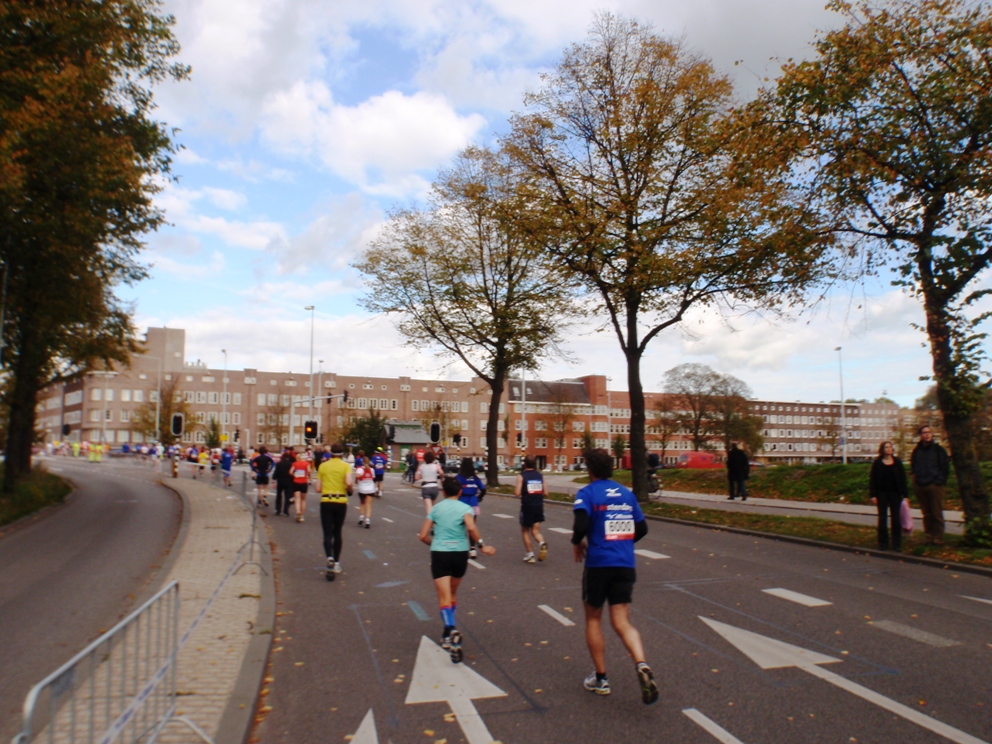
[468,559,487,570]
[870,620,961,648]
[762,588,832,607]
[381,517,395,523]
[634,549,670,560]
[549,527,572,534]
[538,604,575,627]
[682,709,745,744]
[492,513,514,519]
[962,595,992,606]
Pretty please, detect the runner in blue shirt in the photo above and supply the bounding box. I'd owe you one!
[456,458,487,558]
[371,447,389,498]
[419,476,496,663]
[221,446,234,488]
[571,448,657,704]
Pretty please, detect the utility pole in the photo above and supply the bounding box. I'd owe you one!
[221,349,228,443]
[835,346,847,465]
[305,305,315,430]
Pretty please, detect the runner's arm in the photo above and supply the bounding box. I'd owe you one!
[634,519,648,542]
[418,517,433,545]
[571,510,589,545]
[513,475,523,498]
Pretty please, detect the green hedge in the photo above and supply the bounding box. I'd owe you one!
[0,466,72,528]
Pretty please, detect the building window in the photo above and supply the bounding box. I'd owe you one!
[286,380,297,387]
[233,413,241,424]
[400,384,410,391]
[480,438,487,449]
[257,413,266,425]
[326,380,336,388]
[412,400,419,412]
[195,391,206,404]
[121,389,131,402]
[380,398,388,409]
[480,402,488,414]
[357,398,367,409]
[391,399,398,410]
[270,380,277,386]
[280,395,290,406]
[209,392,219,404]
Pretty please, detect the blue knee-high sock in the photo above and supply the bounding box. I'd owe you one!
[440,605,456,628]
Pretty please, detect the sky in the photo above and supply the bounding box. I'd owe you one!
[121,0,984,408]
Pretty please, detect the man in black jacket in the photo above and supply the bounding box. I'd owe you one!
[910,426,950,545]
[726,443,750,501]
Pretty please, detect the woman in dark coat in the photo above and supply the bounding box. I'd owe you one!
[274,448,296,517]
[869,441,909,551]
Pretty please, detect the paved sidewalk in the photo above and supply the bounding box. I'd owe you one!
[155,475,273,744]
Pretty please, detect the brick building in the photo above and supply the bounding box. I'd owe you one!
[37,327,913,465]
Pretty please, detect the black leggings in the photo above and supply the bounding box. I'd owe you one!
[876,492,903,550]
[276,483,293,515]
[320,502,347,561]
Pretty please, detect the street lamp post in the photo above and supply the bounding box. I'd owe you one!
[835,346,847,465]
[221,349,228,443]
[318,359,324,441]
[305,306,315,432]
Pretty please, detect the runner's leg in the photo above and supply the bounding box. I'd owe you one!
[584,603,607,674]
[608,603,647,663]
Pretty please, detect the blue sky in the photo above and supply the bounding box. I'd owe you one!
[119,0,985,407]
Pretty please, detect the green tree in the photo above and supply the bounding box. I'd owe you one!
[345,408,390,459]
[710,372,764,455]
[130,375,191,445]
[507,15,831,500]
[664,364,720,451]
[581,430,596,454]
[771,0,991,522]
[611,433,627,464]
[0,0,188,491]
[356,146,572,486]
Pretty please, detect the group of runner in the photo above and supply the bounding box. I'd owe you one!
[297,442,658,705]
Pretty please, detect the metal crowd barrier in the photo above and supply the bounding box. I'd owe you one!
[11,581,212,744]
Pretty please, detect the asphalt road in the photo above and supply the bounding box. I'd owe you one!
[255,474,991,744]
[0,457,182,740]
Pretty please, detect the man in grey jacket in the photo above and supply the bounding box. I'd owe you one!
[910,425,950,545]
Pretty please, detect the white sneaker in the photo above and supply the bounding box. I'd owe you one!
[523,553,536,564]
[333,562,342,574]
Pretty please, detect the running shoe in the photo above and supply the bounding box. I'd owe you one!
[325,558,335,582]
[523,552,536,564]
[358,516,365,526]
[583,673,610,695]
[365,520,370,529]
[449,630,463,663]
[469,547,477,559]
[538,542,548,561]
[636,663,658,705]
[441,633,452,650]
[333,561,343,574]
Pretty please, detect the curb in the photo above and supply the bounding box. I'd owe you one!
[215,506,276,744]
[532,495,992,579]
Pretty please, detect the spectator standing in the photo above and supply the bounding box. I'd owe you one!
[726,443,750,501]
[910,425,950,545]
[869,441,908,551]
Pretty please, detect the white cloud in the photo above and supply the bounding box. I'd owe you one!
[149,250,226,277]
[185,215,286,250]
[216,157,295,183]
[260,82,486,195]
[202,186,248,211]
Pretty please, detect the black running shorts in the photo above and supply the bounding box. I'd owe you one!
[292,482,308,494]
[582,566,636,608]
[255,475,270,486]
[519,501,545,527]
[374,473,384,482]
[431,550,469,580]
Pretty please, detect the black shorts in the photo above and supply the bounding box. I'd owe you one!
[520,501,545,527]
[374,473,384,482]
[582,566,637,608]
[292,482,308,494]
[256,475,270,485]
[431,550,469,580]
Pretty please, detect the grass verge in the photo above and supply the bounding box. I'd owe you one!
[489,484,992,568]
[0,465,72,529]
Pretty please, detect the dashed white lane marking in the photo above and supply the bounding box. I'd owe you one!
[870,620,962,648]
[381,517,395,523]
[634,549,670,560]
[762,588,832,607]
[492,513,514,519]
[468,559,486,570]
[962,595,992,606]
[682,709,745,743]
[549,527,572,534]
[538,604,575,627]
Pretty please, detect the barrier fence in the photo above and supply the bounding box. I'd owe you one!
[10,581,212,744]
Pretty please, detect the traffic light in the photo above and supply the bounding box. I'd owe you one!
[234,428,240,442]
[61,423,70,436]
[304,420,318,440]
[342,390,349,403]
[452,433,461,446]
[516,432,523,447]
[429,421,441,444]
[171,413,184,437]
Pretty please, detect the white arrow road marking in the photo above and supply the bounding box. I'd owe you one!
[406,635,507,744]
[538,604,576,626]
[762,588,832,607]
[701,617,988,744]
[549,527,572,534]
[870,620,961,648]
[962,595,992,606]
[381,517,394,523]
[492,513,514,519]
[682,708,746,743]
[350,708,378,744]
[468,559,487,570]
[634,549,670,560]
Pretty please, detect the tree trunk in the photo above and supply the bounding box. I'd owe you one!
[924,293,990,523]
[4,330,43,492]
[485,371,505,488]
[625,348,648,502]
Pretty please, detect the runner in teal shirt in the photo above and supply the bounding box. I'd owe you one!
[419,476,496,663]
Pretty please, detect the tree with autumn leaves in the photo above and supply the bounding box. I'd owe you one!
[768,0,992,525]
[0,0,187,491]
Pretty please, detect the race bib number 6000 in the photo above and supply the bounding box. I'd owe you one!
[604,518,635,540]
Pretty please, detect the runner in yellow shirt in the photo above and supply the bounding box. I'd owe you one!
[317,442,353,581]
